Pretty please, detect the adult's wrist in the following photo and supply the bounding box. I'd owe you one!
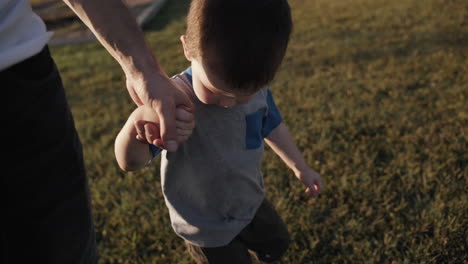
[123,54,163,78]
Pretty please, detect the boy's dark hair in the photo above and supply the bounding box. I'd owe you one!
[186,0,292,93]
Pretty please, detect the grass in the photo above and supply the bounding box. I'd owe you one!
[50,0,467,263]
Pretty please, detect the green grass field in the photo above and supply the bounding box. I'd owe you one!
[50,0,467,263]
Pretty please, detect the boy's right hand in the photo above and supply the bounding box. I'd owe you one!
[135,106,195,146]
[297,167,324,198]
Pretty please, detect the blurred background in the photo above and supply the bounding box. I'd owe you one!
[32,0,467,263]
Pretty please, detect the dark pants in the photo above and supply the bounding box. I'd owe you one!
[1,47,97,263]
[186,199,290,264]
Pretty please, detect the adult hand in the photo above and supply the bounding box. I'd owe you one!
[134,106,195,146]
[126,70,194,152]
[63,0,194,152]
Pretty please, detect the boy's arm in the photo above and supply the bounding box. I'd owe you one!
[265,122,323,197]
[115,106,158,172]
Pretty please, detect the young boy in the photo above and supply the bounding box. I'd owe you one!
[115,0,324,263]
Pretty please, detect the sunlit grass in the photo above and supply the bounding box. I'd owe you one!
[50,0,467,263]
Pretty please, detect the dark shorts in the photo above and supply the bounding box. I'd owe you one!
[186,199,290,264]
[1,47,97,263]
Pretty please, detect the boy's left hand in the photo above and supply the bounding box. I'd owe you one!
[296,168,323,197]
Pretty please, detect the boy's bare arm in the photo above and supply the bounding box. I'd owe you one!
[115,105,195,171]
[115,106,156,172]
[265,122,323,197]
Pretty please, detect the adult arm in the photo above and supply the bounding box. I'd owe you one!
[62,0,194,151]
[265,122,323,197]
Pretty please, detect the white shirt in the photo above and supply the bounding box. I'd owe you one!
[0,0,53,71]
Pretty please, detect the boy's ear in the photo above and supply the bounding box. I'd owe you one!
[180,35,193,62]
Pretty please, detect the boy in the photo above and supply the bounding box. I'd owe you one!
[114,0,324,263]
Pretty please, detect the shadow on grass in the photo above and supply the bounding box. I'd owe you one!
[142,0,191,32]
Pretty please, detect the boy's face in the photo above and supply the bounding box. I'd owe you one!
[181,36,255,108]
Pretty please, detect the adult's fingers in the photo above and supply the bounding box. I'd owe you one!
[176,119,195,130]
[175,107,195,122]
[172,78,195,110]
[157,86,194,151]
[156,99,178,151]
[177,128,193,136]
[178,135,189,142]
